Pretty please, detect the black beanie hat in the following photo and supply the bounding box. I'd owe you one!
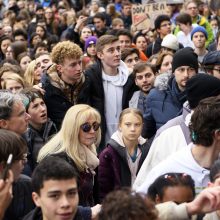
[186,74,220,109]
[172,47,198,73]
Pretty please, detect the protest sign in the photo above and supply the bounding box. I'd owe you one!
[132,1,168,31]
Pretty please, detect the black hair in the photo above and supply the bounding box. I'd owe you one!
[93,12,106,22]
[133,32,146,44]
[147,172,195,202]
[116,29,132,41]
[154,15,170,30]
[13,28,28,40]
[32,155,78,194]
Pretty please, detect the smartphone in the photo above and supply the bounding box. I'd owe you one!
[2,154,13,181]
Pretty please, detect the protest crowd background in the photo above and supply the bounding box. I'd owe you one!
[2,0,220,219]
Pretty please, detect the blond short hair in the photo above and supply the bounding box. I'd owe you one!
[51,41,83,64]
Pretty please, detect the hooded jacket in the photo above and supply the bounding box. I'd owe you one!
[98,130,150,201]
[78,60,138,153]
[143,73,187,138]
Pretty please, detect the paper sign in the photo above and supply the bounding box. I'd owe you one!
[132,2,168,31]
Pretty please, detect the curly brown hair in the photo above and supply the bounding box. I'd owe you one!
[98,188,158,220]
[51,41,83,65]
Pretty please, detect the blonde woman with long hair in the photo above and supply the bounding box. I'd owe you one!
[24,60,41,86]
[38,104,101,206]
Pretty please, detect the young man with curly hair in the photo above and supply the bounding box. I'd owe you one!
[42,41,84,129]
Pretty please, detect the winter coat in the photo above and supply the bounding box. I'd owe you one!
[51,152,95,207]
[4,175,35,220]
[25,119,57,170]
[143,73,187,139]
[98,130,150,201]
[78,60,138,152]
[42,65,85,130]
[23,206,91,220]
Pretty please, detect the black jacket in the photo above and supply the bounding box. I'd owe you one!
[4,175,35,220]
[23,206,91,220]
[41,68,84,130]
[25,119,57,169]
[78,61,138,152]
[52,152,95,207]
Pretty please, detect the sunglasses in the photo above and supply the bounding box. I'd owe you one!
[81,122,100,132]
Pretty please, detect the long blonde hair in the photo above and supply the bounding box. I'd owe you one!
[38,104,101,171]
[24,60,36,86]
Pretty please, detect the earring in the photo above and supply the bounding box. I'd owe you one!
[191,131,198,142]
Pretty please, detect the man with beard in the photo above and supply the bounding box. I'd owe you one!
[129,62,155,113]
[143,47,198,139]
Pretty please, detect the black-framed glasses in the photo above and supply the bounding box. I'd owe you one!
[80,122,100,133]
[212,68,220,74]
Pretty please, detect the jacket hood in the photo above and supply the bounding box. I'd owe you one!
[154,72,172,91]
[110,130,146,148]
[102,60,129,86]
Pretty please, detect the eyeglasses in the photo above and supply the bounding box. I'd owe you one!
[80,122,100,132]
[212,68,220,74]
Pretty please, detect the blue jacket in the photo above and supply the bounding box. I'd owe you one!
[143,73,186,139]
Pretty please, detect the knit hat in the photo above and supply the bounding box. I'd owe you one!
[191,26,208,40]
[202,51,220,66]
[172,47,198,73]
[161,34,179,51]
[84,36,97,52]
[186,74,220,109]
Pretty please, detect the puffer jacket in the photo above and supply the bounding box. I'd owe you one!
[98,130,151,201]
[143,73,187,138]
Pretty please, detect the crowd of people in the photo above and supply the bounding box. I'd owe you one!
[2,0,220,219]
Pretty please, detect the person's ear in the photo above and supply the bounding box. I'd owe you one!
[207,181,214,187]
[155,194,161,204]
[32,192,41,207]
[0,119,8,129]
[214,129,220,141]
[97,51,103,60]
[56,64,62,73]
